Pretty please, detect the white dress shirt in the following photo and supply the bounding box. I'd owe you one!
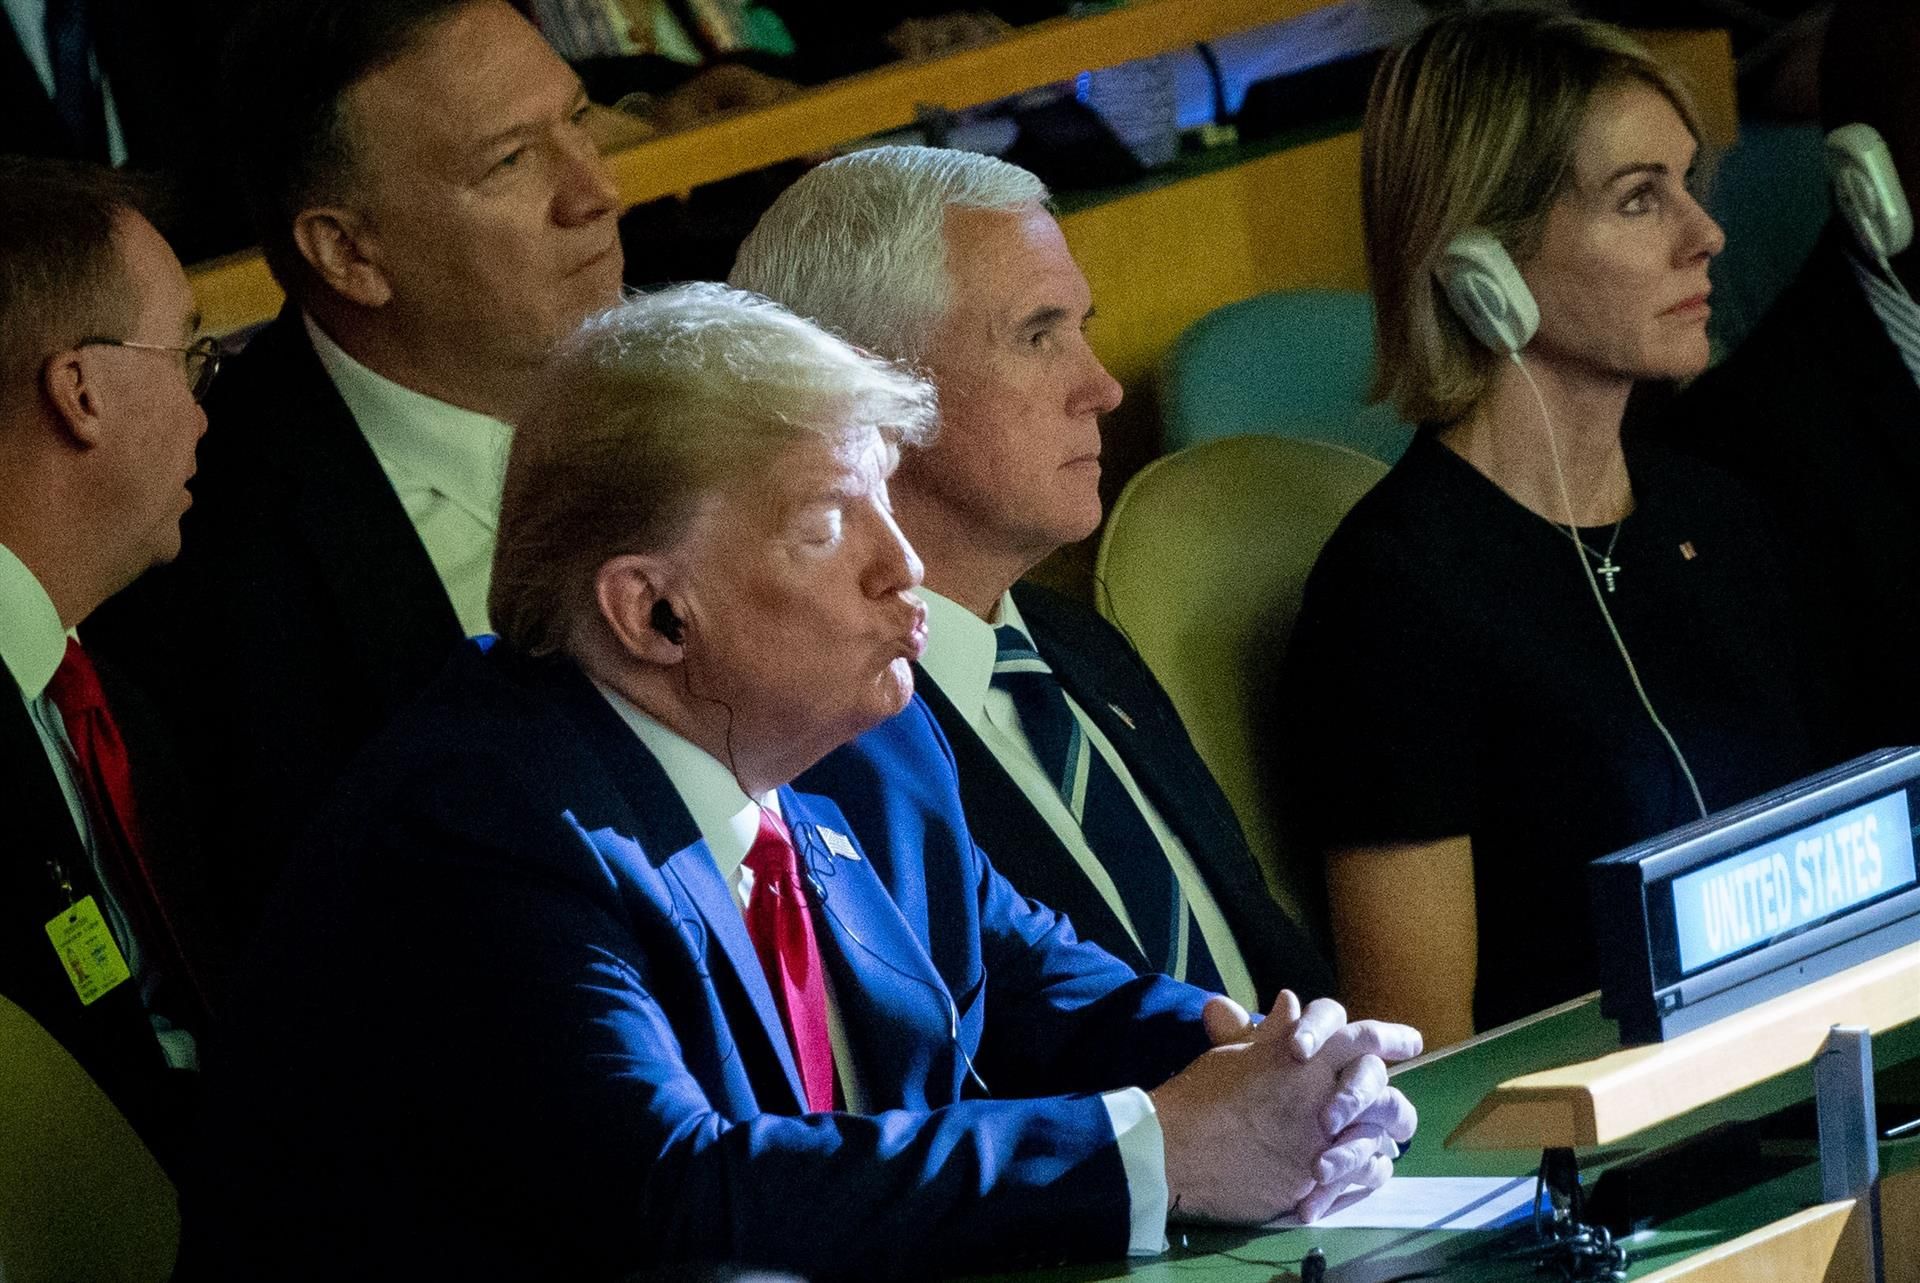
[304,314,513,637]
[918,588,1258,1013]
[0,542,194,1069]
[2,0,128,164]
[1850,250,1920,393]
[595,684,1170,1254]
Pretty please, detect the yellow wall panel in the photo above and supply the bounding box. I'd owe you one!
[1063,130,1367,388]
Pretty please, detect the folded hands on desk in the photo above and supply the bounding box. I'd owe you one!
[1156,991,1423,1226]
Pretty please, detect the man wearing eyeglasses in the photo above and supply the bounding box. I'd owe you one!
[89,0,626,935]
[0,156,223,1172]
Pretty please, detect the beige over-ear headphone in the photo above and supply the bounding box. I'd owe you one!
[1434,228,1540,354]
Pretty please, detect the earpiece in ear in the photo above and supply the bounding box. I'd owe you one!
[1434,229,1541,354]
[650,599,685,646]
[1827,123,1914,262]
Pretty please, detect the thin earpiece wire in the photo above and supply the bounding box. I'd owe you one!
[683,598,986,1095]
[1513,352,1708,820]
[669,600,758,814]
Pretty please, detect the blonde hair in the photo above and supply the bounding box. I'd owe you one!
[1364,7,1704,425]
[490,283,938,656]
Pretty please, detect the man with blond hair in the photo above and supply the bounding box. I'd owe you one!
[188,284,1416,1280]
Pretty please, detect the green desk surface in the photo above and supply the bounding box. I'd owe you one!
[969,1000,1920,1282]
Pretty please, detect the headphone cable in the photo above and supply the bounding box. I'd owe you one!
[1512,352,1709,821]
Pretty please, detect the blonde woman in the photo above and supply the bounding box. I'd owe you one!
[1275,9,1830,1043]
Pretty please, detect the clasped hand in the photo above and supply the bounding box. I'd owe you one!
[1150,991,1422,1225]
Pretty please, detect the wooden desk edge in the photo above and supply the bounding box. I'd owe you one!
[1634,1199,1865,1283]
[188,17,1734,338]
[185,0,1319,336]
[1447,940,1920,1151]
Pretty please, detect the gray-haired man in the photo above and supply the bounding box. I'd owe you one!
[733,146,1334,1012]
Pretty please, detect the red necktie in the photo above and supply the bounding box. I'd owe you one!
[742,809,835,1113]
[45,638,206,1017]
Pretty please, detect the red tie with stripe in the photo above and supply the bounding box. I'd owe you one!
[45,638,206,1016]
[742,809,836,1113]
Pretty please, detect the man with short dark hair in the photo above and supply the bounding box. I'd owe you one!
[91,0,625,930]
[0,157,220,1168]
[1675,0,1920,756]
[734,147,1334,1010]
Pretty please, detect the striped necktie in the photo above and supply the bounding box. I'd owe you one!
[990,625,1223,991]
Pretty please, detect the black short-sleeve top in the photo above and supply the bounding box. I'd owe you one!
[1276,428,1823,1029]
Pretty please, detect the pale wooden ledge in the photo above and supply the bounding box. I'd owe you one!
[187,0,1327,335]
[1635,1200,1866,1283]
[1448,939,1920,1151]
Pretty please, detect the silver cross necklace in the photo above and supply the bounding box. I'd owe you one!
[1568,517,1627,593]
[1544,449,1631,593]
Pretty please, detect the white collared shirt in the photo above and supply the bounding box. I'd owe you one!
[917,588,1258,1013]
[0,542,194,1069]
[304,314,513,637]
[1,0,127,164]
[594,683,1169,1254]
[0,542,90,855]
[1850,251,1920,393]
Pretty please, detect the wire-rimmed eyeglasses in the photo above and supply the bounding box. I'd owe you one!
[79,334,224,403]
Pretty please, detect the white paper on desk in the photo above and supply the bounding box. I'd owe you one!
[1265,1175,1536,1231]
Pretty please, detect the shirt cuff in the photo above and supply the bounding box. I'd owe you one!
[1101,1087,1169,1256]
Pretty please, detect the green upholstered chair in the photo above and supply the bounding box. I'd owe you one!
[0,995,178,1283]
[1159,289,1415,464]
[1095,435,1388,943]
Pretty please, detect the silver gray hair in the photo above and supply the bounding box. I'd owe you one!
[729,145,1049,362]
[491,281,939,657]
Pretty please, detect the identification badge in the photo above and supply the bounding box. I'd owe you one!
[45,895,131,1006]
[818,826,861,861]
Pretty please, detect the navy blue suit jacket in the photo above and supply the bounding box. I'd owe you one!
[185,641,1210,1282]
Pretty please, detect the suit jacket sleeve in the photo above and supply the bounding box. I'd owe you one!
[815,697,1213,1099]
[199,729,1163,1282]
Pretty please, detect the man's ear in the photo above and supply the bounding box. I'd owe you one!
[291,205,393,309]
[594,553,685,665]
[39,348,107,449]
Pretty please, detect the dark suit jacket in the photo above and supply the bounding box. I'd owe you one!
[897,582,1333,1008]
[88,308,463,941]
[184,641,1210,1282]
[1672,228,1920,752]
[0,2,248,258]
[1,656,216,1172]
